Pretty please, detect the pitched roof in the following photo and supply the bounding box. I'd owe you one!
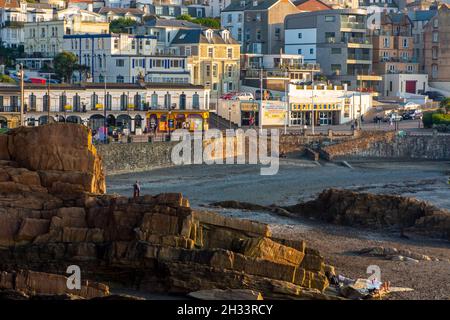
[407,9,437,21]
[0,0,20,9]
[98,7,145,15]
[294,0,331,11]
[171,29,239,45]
[222,0,284,12]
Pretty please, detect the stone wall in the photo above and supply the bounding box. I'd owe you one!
[97,142,177,175]
[321,132,450,161]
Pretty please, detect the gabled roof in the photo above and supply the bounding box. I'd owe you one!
[98,7,145,16]
[222,0,287,12]
[294,0,331,11]
[0,0,20,9]
[382,12,413,26]
[171,29,239,45]
[407,9,437,21]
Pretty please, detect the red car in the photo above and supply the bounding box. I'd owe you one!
[220,92,236,100]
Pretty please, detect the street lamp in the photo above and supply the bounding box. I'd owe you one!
[228,106,232,129]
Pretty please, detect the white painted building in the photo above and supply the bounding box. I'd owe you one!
[288,83,372,125]
[284,28,317,62]
[0,0,54,48]
[220,4,244,50]
[62,33,191,84]
[382,73,429,97]
[0,82,210,132]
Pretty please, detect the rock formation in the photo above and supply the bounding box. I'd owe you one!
[1,123,105,194]
[0,123,336,299]
[284,188,450,240]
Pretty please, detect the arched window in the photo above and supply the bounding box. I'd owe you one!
[29,94,36,111]
[151,92,158,108]
[179,93,186,110]
[164,92,171,109]
[192,93,200,109]
[59,93,67,112]
[73,94,81,112]
[91,93,98,110]
[116,75,124,83]
[120,93,128,110]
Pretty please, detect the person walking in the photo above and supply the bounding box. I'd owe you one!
[133,181,141,198]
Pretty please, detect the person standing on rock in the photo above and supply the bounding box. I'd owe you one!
[133,181,141,198]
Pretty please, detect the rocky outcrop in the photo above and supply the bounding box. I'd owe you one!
[0,124,337,299]
[284,188,450,240]
[1,124,105,194]
[0,269,109,300]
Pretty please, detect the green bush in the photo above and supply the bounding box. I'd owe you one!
[432,113,450,125]
[422,111,434,128]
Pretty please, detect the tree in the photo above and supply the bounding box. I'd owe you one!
[439,97,450,114]
[0,74,16,84]
[193,17,221,29]
[53,52,78,83]
[110,18,137,34]
[176,15,221,29]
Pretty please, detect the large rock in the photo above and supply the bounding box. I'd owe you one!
[6,124,105,194]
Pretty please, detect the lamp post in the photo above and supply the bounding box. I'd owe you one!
[228,106,232,129]
[19,63,24,126]
[310,70,316,135]
[104,75,107,144]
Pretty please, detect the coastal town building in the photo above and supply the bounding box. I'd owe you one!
[62,33,190,84]
[20,14,109,70]
[0,82,210,131]
[408,8,437,73]
[294,0,331,12]
[97,7,146,22]
[217,83,371,127]
[240,53,320,98]
[284,8,382,90]
[221,0,300,54]
[0,0,54,48]
[370,12,428,97]
[423,4,450,90]
[170,28,241,105]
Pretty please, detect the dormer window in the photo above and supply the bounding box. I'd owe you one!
[240,0,246,7]
[221,30,230,42]
[253,0,258,6]
[204,29,213,42]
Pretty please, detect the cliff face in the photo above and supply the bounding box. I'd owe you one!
[0,124,335,299]
[1,124,106,194]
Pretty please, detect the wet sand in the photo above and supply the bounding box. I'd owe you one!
[107,160,450,300]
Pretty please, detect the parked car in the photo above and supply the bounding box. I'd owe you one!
[220,92,236,100]
[424,91,446,102]
[373,115,383,123]
[402,109,423,120]
[255,89,273,100]
[232,92,254,101]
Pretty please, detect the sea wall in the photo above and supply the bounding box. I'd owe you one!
[321,132,450,161]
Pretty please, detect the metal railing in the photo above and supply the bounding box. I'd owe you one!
[341,22,366,29]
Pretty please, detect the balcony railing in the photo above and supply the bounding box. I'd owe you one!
[0,106,20,113]
[244,63,320,72]
[348,54,371,60]
[342,37,371,45]
[341,22,366,29]
[1,21,25,28]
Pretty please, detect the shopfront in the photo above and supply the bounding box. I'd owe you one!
[240,102,259,127]
[290,103,342,126]
[146,110,209,132]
